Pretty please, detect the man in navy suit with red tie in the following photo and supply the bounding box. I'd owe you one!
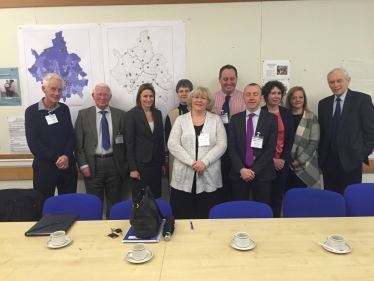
[229,83,278,205]
[318,68,374,195]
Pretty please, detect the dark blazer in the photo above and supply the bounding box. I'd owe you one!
[125,108,166,171]
[261,105,294,164]
[74,106,128,179]
[229,110,278,182]
[318,89,374,173]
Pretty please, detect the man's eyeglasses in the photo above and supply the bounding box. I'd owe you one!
[96,93,110,98]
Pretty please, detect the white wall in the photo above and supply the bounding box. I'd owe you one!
[1,1,374,153]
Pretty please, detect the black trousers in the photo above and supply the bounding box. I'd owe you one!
[284,169,307,193]
[33,159,77,200]
[231,177,272,206]
[170,174,221,219]
[321,151,362,195]
[270,164,290,218]
[220,148,232,203]
[131,160,163,199]
[84,157,122,216]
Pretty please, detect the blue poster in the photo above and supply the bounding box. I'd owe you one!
[0,67,21,106]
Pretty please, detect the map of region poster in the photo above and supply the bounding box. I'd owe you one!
[101,21,186,120]
[18,24,105,123]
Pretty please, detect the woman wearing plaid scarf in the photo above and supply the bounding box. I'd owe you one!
[285,86,321,191]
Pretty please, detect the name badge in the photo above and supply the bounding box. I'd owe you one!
[220,114,229,124]
[115,134,124,144]
[251,136,263,149]
[198,134,210,146]
[45,114,58,125]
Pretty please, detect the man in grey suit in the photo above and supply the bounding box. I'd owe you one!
[75,83,128,216]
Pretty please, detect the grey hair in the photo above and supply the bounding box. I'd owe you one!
[93,83,112,95]
[327,68,349,80]
[43,73,64,88]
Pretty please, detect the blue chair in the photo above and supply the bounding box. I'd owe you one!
[209,201,273,219]
[109,199,172,220]
[283,188,346,218]
[344,183,374,216]
[43,193,102,220]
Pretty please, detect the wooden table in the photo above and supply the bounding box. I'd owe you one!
[0,220,165,281]
[1,218,374,280]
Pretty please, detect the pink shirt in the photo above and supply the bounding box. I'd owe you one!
[211,89,245,120]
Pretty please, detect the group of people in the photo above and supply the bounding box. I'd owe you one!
[25,65,374,219]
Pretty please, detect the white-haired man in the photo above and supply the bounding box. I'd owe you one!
[318,68,374,195]
[75,83,128,216]
[25,73,77,199]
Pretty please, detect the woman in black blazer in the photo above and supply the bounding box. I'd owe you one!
[262,81,294,218]
[125,83,166,198]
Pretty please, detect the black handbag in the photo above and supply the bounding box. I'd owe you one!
[130,186,164,238]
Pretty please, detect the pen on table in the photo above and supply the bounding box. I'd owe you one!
[190,221,194,230]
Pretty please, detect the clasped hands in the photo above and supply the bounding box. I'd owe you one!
[273,158,285,171]
[192,160,205,176]
[240,168,255,182]
[56,155,69,170]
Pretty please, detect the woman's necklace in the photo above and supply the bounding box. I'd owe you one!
[192,114,206,123]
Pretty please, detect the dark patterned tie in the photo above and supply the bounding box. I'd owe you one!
[222,95,230,118]
[100,111,110,150]
[331,97,341,154]
[246,113,255,167]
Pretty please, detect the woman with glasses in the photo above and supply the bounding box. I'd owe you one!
[125,83,166,199]
[168,86,227,219]
[165,79,193,187]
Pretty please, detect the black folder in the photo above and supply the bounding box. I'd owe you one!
[25,214,79,236]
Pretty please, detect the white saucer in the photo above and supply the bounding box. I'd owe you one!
[229,239,256,251]
[126,250,153,264]
[321,241,352,254]
[46,236,72,249]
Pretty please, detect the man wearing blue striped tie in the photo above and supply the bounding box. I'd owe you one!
[75,83,128,217]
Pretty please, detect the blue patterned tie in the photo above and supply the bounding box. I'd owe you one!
[100,111,110,151]
[331,98,341,154]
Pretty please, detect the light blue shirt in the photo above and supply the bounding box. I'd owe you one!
[333,90,348,115]
[38,98,60,112]
[95,106,113,154]
[245,107,262,135]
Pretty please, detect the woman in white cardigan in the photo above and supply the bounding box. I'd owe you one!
[168,86,227,219]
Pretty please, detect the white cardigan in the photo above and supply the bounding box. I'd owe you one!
[168,111,227,194]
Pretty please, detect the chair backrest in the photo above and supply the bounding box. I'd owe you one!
[283,188,346,218]
[109,199,172,220]
[0,188,45,222]
[43,193,102,221]
[209,201,273,219]
[344,183,374,216]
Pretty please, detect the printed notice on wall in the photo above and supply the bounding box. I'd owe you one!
[263,60,291,80]
[0,68,22,106]
[8,116,30,153]
[342,60,374,96]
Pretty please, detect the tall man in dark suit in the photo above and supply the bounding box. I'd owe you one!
[318,68,374,195]
[25,73,77,199]
[75,83,128,215]
[229,83,278,204]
